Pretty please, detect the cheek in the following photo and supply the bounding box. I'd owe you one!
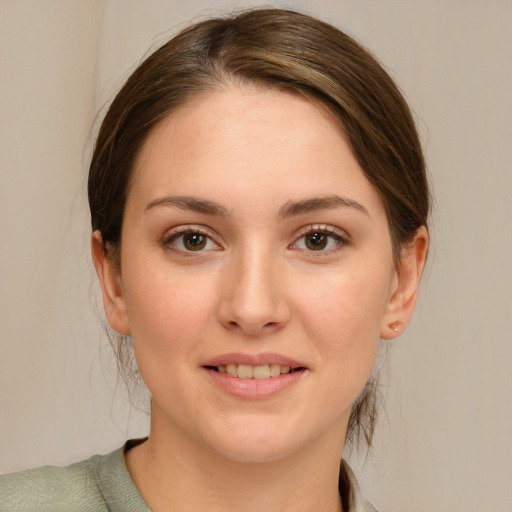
[300,270,388,331]
[294,267,390,369]
[122,262,218,369]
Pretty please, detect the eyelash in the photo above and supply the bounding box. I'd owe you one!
[161,224,349,256]
[290,224,349,255]
[162,225,220,255]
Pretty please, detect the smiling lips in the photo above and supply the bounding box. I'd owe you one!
[212,363,295,379]
[203,354,307,398]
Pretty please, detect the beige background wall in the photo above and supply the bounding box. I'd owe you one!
[1,1,511,510]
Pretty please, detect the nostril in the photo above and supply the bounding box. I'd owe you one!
[225,319,279,333]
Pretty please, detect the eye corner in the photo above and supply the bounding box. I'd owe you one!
[290,224,350,255]
[161,225,222,256]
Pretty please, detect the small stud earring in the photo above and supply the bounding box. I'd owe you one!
[390,321,401,332]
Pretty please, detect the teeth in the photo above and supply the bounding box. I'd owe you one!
[253,365,270,380]
[218,363,294,379]
[269,364,282,377]
[237,364,253,379]
[226,364,237,377]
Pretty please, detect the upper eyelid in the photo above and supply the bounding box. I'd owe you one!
[163,224,217,240]
[293,224,348,240]
[161,224,223,249]
[161,226,222,257]
[289,224,350,253]
[161,223,349,248]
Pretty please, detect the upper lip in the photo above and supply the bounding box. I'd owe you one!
[202,352,307,369]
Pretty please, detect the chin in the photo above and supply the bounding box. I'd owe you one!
[202,415,315,464]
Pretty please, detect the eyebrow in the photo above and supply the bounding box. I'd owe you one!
[278,196,369,218]
[144,194,368,218]
[144,196,231,217]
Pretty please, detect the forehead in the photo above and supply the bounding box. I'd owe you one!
[127,86,384,217]
[137,86,344,160]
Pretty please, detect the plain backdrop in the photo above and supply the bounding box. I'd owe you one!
[1,1,511,511]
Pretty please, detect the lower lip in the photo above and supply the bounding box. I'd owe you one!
[204,368,306,399]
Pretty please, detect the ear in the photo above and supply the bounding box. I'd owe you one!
[380,226,429,340]
[91,231,131,335]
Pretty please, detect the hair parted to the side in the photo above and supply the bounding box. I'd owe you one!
[88,8,430,448]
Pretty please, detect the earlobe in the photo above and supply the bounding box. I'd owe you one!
[380,226,429,340]
[91,231,131,335]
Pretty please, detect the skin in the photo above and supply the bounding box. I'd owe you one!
[92,86,428,512]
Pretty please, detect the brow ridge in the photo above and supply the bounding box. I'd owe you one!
[144,196,231,217]
[278,196,368,218]
[144,194,367,219]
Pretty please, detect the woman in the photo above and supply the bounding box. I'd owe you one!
[1,8,429,511]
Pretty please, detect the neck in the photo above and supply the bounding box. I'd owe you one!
[125,409,347,512]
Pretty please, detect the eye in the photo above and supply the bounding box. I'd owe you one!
[163,228,220,253]
[291,226,347,253]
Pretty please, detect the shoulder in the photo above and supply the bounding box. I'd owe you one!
[0,455,107,511]
[0,454,107,512]
[0,444,149,512]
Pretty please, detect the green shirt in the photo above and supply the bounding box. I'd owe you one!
[1,443,148,512]
[1,441,377,511]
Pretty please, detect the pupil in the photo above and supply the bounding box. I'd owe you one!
[306,232,327,250]
[184,233,206,251]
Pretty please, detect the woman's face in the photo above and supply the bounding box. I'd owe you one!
[100,87,407,463]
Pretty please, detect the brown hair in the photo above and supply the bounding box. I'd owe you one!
[88,7,429,447]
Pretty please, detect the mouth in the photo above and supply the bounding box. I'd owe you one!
[202,354,307,398]
[204,363,306,380]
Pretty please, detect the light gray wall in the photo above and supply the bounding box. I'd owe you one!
[1,1,511,510]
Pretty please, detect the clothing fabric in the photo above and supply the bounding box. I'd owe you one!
[0,441,377,511]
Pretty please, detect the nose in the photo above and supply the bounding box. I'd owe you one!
[217,246,290,336]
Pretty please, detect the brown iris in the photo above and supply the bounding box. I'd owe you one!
[183,233,207,251]
[305,232,328,250]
